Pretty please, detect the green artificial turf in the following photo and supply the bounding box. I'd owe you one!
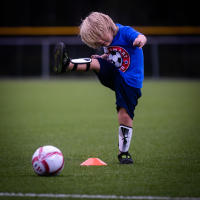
[0,78,200,199]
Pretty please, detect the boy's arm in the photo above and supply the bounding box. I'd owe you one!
[133,34,147,48]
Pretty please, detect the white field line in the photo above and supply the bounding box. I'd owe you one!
[0,193,200,200]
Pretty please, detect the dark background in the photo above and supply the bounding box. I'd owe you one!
[1,0,199,26]
[0,0,200,77]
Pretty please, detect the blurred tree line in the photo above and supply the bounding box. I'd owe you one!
[1,0,199,26]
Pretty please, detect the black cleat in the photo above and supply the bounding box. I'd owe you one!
[118,152,133,164]
[54,42,70,73]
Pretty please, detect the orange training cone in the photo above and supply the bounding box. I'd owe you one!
[80,158,107,166]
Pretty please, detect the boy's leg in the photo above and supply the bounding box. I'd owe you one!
[118,108,132,127]
[115,76,141,164]
[118,108,134,164]
[54,41,100,73]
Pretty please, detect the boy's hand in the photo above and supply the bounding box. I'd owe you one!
[133,34,147,48]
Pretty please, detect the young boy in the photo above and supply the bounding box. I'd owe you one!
[54,12,147,164]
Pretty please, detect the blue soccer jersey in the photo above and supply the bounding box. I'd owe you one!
[104,24,144,88]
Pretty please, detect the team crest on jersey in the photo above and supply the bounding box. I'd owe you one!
[105,46,130,72]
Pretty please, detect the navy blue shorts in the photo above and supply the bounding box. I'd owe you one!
[95,58,141,119]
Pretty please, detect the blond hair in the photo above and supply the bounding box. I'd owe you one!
[79,12,118,49]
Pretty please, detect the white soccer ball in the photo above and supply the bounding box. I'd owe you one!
[32,145,64,176]
[108,51,123,68]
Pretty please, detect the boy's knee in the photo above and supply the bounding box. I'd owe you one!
[118,108,132,127]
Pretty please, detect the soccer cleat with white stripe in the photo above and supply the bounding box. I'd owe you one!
[54,42,70,73]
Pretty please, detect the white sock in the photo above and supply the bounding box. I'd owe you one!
[118,125,133,153]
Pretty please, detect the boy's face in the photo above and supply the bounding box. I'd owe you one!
[95,32,113,47]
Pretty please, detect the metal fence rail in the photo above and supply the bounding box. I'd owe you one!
[0,36,200,78]
[1,26,200,35]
